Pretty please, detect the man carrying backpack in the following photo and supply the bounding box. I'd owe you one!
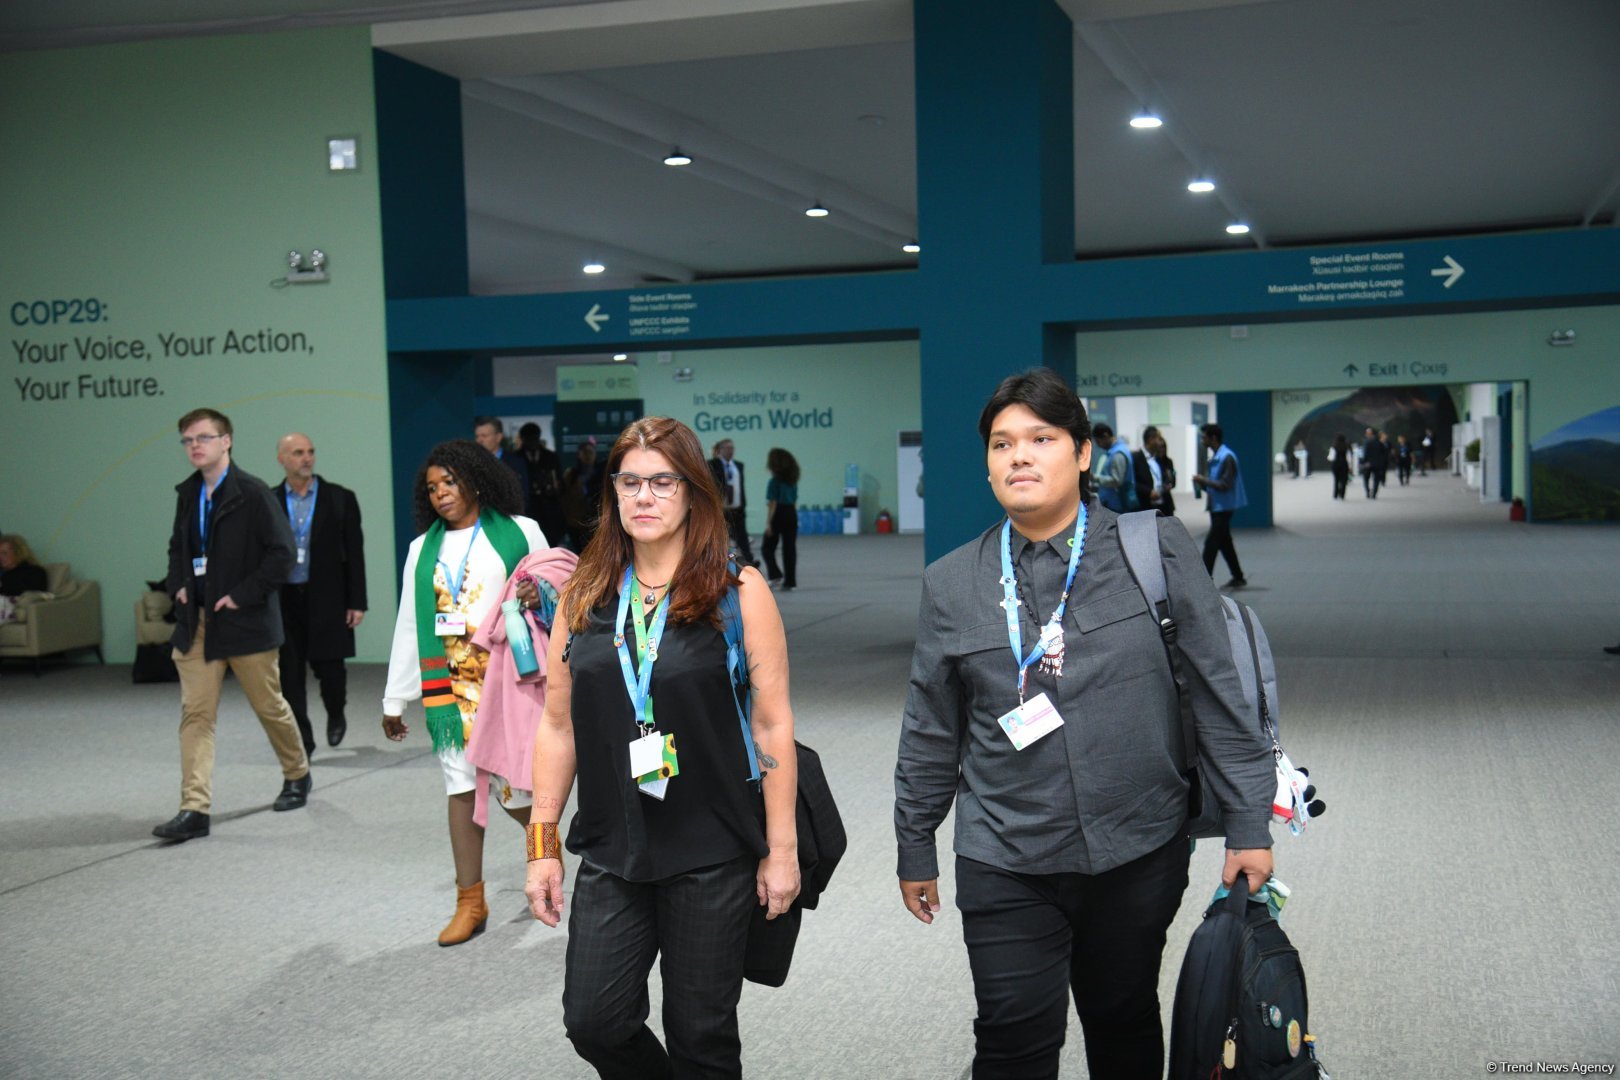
[894,369,1275,1080]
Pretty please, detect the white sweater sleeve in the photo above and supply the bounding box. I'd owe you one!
[383,536,425,716]
[516,514,546,552]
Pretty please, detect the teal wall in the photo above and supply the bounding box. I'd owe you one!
[0,27,396,663]
[637,342,921,534]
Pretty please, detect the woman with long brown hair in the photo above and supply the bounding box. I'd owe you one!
[525,416,799,1079]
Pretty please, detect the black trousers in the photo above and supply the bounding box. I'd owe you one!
[1332,469,1349,499]
[1202,510,1244,579]
[761,505,797,588]
[723,508,756,566]
[564,856,758,1080]
[956,837,1191,1080]
[278,585,347,753]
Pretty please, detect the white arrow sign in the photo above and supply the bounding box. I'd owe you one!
[584,303,610,332]
[1430,255,1464,289]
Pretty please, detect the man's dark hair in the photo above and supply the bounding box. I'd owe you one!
[177,407,232,437]
[1142,425,1161,443]
[1202,423,1224,444]
[977,368,1091,451]
[1092,422,1114,441]
[473,415,504,434]
[518,422,542,447]
[412,439,523,531]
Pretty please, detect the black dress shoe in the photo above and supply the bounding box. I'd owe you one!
[153,810,210,841]
[272,773,313,811]
[327,715,347,747]
[1605,644,1620,656]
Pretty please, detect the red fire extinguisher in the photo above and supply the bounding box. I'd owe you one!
[875,509,894,534]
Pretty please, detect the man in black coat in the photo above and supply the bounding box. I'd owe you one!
[156,408,311,843]
[708,438,758,566]
[273,432,368,755]
[1362,427,1388,499]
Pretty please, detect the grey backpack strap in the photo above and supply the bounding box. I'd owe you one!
[1116,511,1199,774]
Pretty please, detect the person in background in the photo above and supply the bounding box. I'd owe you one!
[272,432,367,756]
[1090,423,1131,512]
[155,407,310,843]
[1134,426,1176,517]
[708,438,759,567]
[527,416,799,1078]
[382,440,547,946]
[1361,427,1386,499]
[563,438,605,554]
[1419,428,1435,475]
[518,422,567,548]
[0,534,47,596]
[1330,434,1352,500]
[762,447,801,591]
[1193,423,1248,589]
[474,416,532,515]
[1395,435,1414,486]
[1377,430,1393,492]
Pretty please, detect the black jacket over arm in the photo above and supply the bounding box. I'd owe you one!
[167,466,294,660]
[273,476,368,660]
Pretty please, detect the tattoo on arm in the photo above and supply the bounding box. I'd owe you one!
[753,740,778,770]
[535,796,563,810]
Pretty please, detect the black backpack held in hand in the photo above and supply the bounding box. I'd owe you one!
[1168,884,1330,1079]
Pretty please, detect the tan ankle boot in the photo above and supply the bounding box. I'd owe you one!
[438,880,489,947]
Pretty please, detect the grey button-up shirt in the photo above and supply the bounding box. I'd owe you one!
[894,500,1273,880]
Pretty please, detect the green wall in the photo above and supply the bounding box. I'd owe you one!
[0,27,396,663]
[637,341,921,534]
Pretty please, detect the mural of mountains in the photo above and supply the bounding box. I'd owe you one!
[1284,385,1457,472]
[1531,436,1620,522]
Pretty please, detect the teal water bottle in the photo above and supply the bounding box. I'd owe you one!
[502,598,539,676]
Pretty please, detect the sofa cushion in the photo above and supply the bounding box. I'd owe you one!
[0,622,26,647]
[140,592,173,620]
[44,563,72,593]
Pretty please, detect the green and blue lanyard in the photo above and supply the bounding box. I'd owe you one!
[614,565,670,737]
[999,505,1087,702]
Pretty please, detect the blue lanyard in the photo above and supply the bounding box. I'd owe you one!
[198,467,229,553]
[999,506,1087,700]
[615,565,670,733]
[285,478,318,547]
[436,519,482,602]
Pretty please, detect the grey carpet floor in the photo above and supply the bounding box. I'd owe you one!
[2,469,1617,1079]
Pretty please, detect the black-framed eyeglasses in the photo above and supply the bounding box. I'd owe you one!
[179,434,221,448]
[611,472,685,499]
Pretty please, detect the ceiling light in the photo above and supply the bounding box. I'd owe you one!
[902,241,921,254]
[1225,223,1251,236]
[1187,179,1216,193]
[1129,113,1163,129]
[613,353,629,361]
[583,262,606,274]
[805,203,829,218]
[663,148,692,166]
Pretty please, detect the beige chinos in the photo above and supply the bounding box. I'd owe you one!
[174,614,309,812]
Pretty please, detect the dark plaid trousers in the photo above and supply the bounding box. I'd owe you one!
[563,855,758,1079]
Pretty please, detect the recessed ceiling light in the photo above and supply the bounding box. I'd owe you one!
[858,114,886,128]
[1187,179,1216,193]
[1225,223,1251,236]
[1129,113,1163,129]
[902,241,921,254]
[663,148,692,166]
[805,203,829,218]
[613,353,629,361]
[583,262,606,274]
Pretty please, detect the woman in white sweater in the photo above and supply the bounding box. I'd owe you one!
[383,439,546,945]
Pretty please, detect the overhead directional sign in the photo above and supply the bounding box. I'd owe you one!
[388,228,1620,354]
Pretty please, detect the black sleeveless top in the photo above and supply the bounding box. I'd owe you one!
[566,592,767,882]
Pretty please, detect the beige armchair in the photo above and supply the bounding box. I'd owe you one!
[0,563,104,675]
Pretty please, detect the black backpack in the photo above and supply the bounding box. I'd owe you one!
[1169,884,1328,1079]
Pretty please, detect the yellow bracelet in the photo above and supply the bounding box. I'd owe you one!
[526,822,561,861]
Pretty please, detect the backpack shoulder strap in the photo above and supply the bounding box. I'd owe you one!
[720,559,762,784]
[1115,511,1199,773]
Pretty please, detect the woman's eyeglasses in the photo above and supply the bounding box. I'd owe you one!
[610,472,685,499]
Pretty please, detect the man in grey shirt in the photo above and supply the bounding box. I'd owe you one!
[894,368,1274,1079]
